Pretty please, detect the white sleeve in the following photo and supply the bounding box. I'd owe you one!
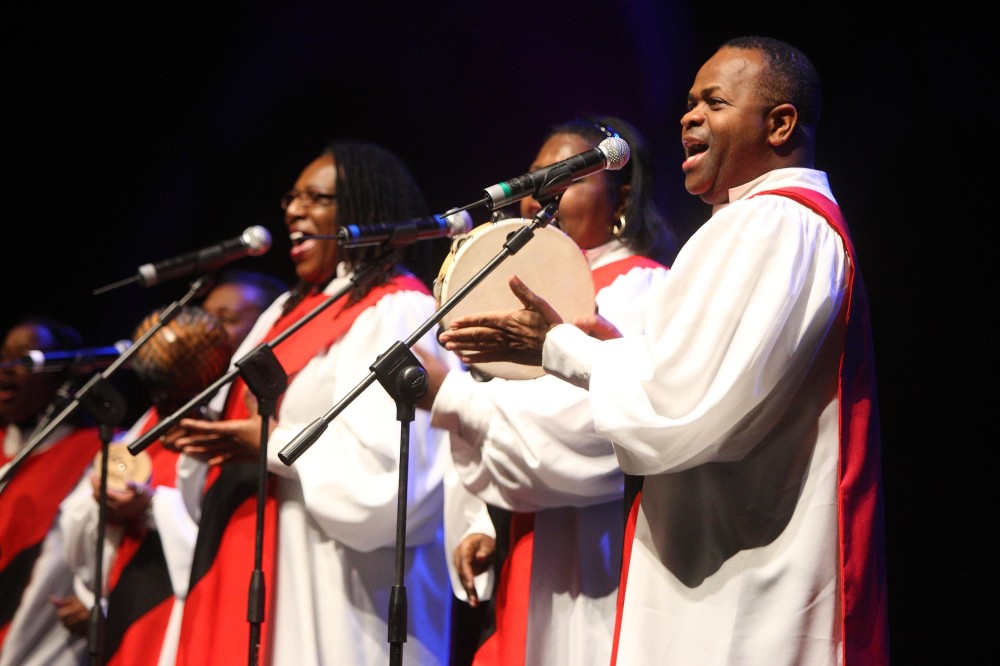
[434,266,670,512]
[175,453,208,524]
[577,197,849,474]
[149,486,198,598]
[442,458,495,602]
[265,290,453,553]
[57,470,120,599]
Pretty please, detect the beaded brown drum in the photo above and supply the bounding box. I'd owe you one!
[130,305,233,417]
[95,306,234,489]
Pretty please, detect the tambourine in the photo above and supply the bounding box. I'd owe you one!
[434,218,594,380]
[94,444,153,492]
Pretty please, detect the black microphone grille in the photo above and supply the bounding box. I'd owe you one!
[598,137,631,171]
[242,226,272,255]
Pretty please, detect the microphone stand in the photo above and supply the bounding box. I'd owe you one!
[236,347,287,666]
[372,341,428,666]
[124,248,401,666]
[277,198,561,665]
[80,383,127,666]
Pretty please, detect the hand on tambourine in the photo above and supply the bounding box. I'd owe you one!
[90,472,153,526]
[453,532,496,608]
[169,415,274,465]
[439,275,563,367]
[51,594,90,637]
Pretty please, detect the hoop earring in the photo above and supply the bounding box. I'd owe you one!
[612,215,627,237]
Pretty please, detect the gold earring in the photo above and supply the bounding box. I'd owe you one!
[612,215,626,237]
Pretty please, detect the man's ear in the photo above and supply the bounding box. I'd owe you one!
[767,103,798,147]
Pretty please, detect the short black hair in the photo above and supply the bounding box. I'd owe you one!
[7,315,85,351]
[723,36,822,141]
[212,269,287,309]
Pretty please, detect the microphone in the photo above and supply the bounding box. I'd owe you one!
[0,340,133,373]
[319,210,473,248]
[94,226,272,294]
[483,136,631,209]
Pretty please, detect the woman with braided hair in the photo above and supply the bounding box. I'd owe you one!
[168,140,456,665]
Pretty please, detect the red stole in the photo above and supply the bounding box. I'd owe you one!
[175,274,429,666]
[755,187,889,664]
[0,426,103,647]
[102,410,184,665]
[474,255,667,666]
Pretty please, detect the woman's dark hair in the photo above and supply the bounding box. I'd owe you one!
[548,115,677,264]
[11,315,85,352]
[285,140,431,308]
[210,269,288,310]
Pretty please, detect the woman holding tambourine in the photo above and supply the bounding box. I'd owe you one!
[425,116,677,666]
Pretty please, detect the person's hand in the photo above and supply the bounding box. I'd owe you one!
[89,473,153,526]
[439,276,562,367]
[574,312,623,341]
[51,594,90,637]
[453,532,496,608]
[411,345,451,412]
[168,416,271,465]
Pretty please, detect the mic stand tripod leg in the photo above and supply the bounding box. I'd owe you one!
[370,341,429,666]
[78,378,128,666]
[233,345,288,666]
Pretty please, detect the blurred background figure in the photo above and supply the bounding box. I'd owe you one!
[199,269,288,354]
[58,304,236,666]
[169,139,457,665]
[423,115,676,666]
[30,269,283,666]
[0,317,105,666]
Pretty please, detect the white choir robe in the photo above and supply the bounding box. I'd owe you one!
[544,169,887,665]
[437,242,671,666]
[179,266,457,666]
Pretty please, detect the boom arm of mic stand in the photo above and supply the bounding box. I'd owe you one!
[277,199,561,466]
[128,249,402,455]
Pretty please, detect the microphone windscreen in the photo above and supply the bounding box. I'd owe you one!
[599,137,631,171]
[444,210,474,237]
[242,226,273,255]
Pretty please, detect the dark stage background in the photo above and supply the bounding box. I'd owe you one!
[4,3,988,662]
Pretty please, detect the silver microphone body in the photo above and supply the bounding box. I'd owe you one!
[137,226,272,286]
[483,137,631,209]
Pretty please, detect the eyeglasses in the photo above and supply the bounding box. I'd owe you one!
[280,189,338,210]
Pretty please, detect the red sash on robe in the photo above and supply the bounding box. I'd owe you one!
[611,188,888,664]
[473,255,668,666]
[756,187,889,664]
[175,274,429,666]
[101,410,186,665]
[0,426,103,647]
